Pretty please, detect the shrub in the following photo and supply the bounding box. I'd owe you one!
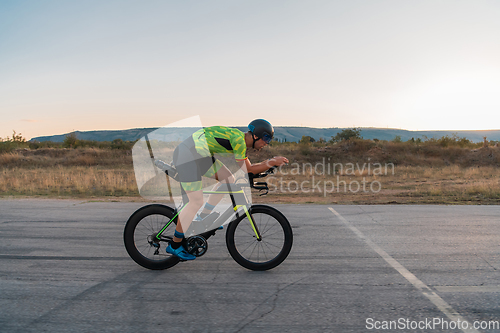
[299,135,315,144]
[392,135,402,143]
[28,141,62,149]
[0,131,28,153]
[330,128,362,143]
[63,132,78,148]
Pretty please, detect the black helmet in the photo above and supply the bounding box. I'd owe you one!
[248,119,274,144]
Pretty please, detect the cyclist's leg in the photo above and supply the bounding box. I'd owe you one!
[172,138,212,231]
[175,187,204,238]
[169,139,207,260]
[164,184,202,260]
[200,163,235,215]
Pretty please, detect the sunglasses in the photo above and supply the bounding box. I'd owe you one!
[261,133,272,144]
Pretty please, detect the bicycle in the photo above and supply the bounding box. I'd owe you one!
[123,164,293,271]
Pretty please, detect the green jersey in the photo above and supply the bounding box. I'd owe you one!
[192,126,247,160]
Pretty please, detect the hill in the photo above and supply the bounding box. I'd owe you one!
[30,127,500,143]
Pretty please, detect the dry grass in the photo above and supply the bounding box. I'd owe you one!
[248,164,500,204]
[0,148,135,197]
[1,145,500,204]
[0,166,137,197]
[0,148,132,168]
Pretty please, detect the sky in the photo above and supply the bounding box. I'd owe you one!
[1,0,500,140]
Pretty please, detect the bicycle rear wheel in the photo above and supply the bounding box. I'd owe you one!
[123,204,180,270]
[226,205,293,271]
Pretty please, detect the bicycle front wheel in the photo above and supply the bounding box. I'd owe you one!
[225,205,293,271]
[124,204,180,270]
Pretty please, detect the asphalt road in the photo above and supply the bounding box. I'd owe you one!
[1,199,499,333]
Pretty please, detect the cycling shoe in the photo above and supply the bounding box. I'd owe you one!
[166,244,196,261]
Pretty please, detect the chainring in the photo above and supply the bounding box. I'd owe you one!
[186,235,208,257]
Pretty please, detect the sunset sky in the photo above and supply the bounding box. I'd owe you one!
[1,0,500,140]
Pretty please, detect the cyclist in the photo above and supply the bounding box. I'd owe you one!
[155,119,288,261]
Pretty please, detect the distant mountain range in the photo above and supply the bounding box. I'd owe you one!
[31,127,500,143]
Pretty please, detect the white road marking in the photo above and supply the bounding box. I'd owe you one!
[328,207,480,333]
[435,286,500,293]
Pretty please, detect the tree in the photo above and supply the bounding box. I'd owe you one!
[299,135,316,144]
[63,132,78,148]
[392,135,402,143]
[111,138,124,149]
[0,130,28,153]
[11,130,26,143]
[330,128,362,143]
[1,130,26,143]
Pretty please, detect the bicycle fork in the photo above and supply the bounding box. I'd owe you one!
[235,205,262,241]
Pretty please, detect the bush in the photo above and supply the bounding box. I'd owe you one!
[299,143,313,156]
[0,131,28,153]
[28,141,62,149]
[421,134,478,149]
[330,128,362,143]
[63,132,78,148]
[392,135,403,143]
[60,133,135,150]
[299,135,315,144]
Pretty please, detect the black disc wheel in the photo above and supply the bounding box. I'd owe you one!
[123,204,180,270]
[226,205,293,271]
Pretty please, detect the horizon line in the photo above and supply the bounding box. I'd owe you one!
[28,126,500,141]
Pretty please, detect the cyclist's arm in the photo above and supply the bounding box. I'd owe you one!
[237,156,288,175]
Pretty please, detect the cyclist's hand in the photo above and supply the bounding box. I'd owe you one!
[269,156,289,167]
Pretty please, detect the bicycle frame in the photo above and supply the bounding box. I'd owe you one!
[154,185,261,242]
